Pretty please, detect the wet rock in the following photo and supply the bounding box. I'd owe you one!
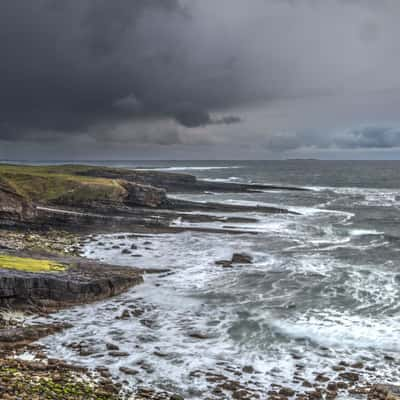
[119,366,139,375]
[0,322,70,350]
[231,253,253,264]
[121,248,132,254]
[384,354,396,361]
[279,387,295,397]
[215,260,233,268]
[108,351,129,357]
[307,389,323,399]
[140,318,156,328]
[188,331,209,339]
[336,382,348,389]
[117,309,131,319]
[137,361,155,374]
[216,253,253,268]
[154,350,168,358]
[106,342,119,351]
[242,365,254,374]
[131,244,138,250]
[338,372,359,382]
[129,307,145,317]
[327,382,338,391]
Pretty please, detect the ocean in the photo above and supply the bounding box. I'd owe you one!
[35,160,400,398]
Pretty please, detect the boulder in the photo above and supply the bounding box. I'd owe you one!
[215,253,253,268]
[231,253,253,264]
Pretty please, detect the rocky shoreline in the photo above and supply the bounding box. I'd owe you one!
[0,164,398,399]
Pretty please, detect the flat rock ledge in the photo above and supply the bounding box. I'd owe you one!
[0,255,143,311]
[0,322,71,350]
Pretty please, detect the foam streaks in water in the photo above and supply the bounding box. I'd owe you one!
[34,172,400,398]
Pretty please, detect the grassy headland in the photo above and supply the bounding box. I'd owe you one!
[0,164,127,205]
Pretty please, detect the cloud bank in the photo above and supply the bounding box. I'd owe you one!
[1,0,400,158]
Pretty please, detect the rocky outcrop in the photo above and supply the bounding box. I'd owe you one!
[121,181,167,208]
[77,166,307,193]
[0,256,143,310]
[0,180,36,225]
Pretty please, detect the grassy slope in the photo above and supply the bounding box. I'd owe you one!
[0,254,65,273]
[0,164,127,204]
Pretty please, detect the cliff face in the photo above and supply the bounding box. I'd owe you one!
[121,181,167,208]
[0,180,36,225]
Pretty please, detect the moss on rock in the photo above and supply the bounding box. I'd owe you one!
[0,255,65,273]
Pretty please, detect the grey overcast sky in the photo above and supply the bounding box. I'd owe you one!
[1,0,400,160]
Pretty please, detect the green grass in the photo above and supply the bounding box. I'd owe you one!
[0,254,66,273]
[0,164,127,204]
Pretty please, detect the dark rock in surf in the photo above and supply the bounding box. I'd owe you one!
[215,253,253,268]
[119,366,139,375]
[279,387,295,397]
[242,365,254,374]
[339,372,359,382]
[215,260,233,268]
[108,351,129,357]
[188,331,210,339]
[106,343,119,351]
[231,253,253,264]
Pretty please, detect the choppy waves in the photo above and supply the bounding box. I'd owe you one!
[34,166,400,398]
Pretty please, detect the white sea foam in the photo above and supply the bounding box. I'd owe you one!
[148,166,243,171]
[350,229,384,236]
[271,310,400,352]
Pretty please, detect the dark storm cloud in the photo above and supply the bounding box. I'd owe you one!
[171,104,242,128]
[1,0,400,156]
[0,0,245,140]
